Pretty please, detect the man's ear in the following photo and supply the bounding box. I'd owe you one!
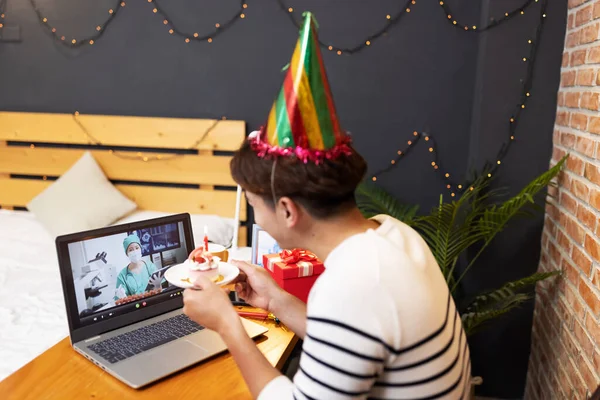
[278,196,301,228]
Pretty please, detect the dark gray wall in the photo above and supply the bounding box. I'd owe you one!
[0,0,567,397]
[465,1,567,397]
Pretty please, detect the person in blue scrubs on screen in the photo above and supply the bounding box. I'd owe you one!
[114,234,162,300]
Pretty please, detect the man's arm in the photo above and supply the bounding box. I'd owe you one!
[219,317,286,399]
[269,290,308,339]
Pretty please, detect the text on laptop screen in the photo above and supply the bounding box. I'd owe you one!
[67,221,190,325]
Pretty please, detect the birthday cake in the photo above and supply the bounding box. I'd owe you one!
[184,246,221,282]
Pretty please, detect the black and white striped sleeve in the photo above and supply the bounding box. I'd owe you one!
[258,282,397,400]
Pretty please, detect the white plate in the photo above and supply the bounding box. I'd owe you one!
[164,261,239,289]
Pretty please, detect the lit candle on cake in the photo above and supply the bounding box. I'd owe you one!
[204,226,209,252]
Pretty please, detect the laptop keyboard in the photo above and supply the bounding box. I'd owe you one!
[88,314,204,364]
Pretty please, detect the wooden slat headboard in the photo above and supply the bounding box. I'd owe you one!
[0,111,248,246]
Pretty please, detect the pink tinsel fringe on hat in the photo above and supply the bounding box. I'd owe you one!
[248,128,353,164]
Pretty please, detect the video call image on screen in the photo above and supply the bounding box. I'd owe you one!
[68,222,189,319]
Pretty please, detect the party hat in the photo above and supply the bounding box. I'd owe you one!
[250,12,352,163]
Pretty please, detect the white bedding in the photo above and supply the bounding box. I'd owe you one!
[0,210,66,381]
[0,209,250,381]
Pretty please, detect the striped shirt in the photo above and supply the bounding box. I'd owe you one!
[258,215,471,400]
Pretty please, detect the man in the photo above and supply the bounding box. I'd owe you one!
[183,12,471,399]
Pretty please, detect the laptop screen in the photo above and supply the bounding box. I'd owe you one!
[59,215,193,329]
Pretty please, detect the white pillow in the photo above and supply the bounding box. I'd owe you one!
[114,210,235,248]
[27,151,137,237]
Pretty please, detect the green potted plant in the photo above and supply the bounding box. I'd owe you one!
[356,156,566,397]
[356,156,566,336]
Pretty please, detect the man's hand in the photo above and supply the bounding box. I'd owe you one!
[231,260,283,312]
[183,275,238,335]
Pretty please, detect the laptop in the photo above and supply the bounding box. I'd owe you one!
[55,213,268,388]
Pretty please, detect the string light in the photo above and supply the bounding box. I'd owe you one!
[440,0,538,31]
[279,0,416,55]
[65,111,223,163]
[373,0,548,196]
[0,5,5,30]
[21,0,547,193]
[370,131,424,181]
[150,0,248,43]
[25,0,537,52]
[27,0,124,48]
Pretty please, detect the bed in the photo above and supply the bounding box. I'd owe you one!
[0,111,250,380]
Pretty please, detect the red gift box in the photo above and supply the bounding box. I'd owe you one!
[263,249,325,303]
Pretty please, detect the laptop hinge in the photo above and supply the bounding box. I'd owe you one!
[84,335,101,343]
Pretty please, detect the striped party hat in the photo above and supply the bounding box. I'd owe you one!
[250,12,352,163]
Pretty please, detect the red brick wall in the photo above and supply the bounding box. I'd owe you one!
[526,1,600,398]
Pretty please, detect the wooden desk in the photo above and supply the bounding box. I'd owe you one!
[0,307,298,400]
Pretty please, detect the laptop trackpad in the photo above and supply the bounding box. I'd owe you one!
[115,340,210,387]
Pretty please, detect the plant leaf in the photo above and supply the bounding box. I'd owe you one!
[356,182,419,223]
[464,271,559,314]
[451,155,567,292]
[462,293,531,336]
